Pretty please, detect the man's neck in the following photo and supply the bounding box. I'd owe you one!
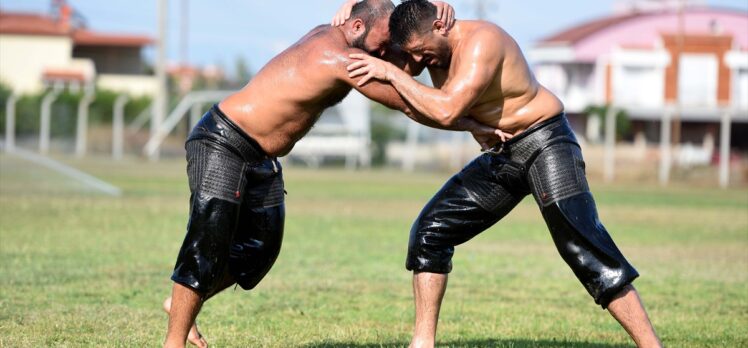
[446,21,466,51]
[335,25,355,47]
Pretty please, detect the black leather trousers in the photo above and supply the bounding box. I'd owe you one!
[171,105,285,296]
[407,114,639,308]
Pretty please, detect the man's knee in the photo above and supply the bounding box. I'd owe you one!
[228,237,281,290]
[229,205,285,290]
[171,194,240,296]
[541,192,639,308]
[405,217,454,274]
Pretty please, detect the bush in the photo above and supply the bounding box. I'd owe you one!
[0,86,151,137]
[370,104,406,166]
[584,104,632,141]
[0,82,13,134]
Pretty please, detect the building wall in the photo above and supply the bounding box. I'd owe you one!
[0,34,72,93]
[574,11,748,61]
[610,48,670,108]
[97,74,157,96]
[662,34,733,105]
[73,46,145,75]
[534,63,596,113]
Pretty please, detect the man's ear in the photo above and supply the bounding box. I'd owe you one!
[351,18,366,35]
[432,19,447,35]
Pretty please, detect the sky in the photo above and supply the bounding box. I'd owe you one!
[2,0,747,76]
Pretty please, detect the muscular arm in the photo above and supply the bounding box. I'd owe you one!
[333,47,491,133]
[349,29,503,127]
[380,45,427,77]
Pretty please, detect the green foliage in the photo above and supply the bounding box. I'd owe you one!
[0,87,151,137]
[1,157,746,347]
[0,82,13,134]
[12,93,43,136]
[584,105,633,141]
[88,89,151,126]
[234,56,253,87]
[370,104,406,166]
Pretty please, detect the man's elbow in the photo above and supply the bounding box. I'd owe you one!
[436,109,461,127]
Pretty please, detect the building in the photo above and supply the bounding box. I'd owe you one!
[0,3,155,96]
[529,4,748,150]
[168,64,226,95]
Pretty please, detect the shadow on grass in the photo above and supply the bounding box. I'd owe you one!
[303,339,631,348]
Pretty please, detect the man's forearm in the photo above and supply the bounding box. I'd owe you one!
[401,107,471,131]
[386,65,459,127]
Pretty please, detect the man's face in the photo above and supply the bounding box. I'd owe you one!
[402,31,450,69]
[352,17,391,57]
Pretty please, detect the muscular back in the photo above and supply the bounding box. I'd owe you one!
[220,24,425,157]
[430,21,563,134]
[219,26,360,157]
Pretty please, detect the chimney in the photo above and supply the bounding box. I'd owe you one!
[59,2,72,32]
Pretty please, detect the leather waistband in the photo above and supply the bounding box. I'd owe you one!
[187,104,269,162]
[485,113,578,166]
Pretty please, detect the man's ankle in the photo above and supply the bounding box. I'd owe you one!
[163,338,185,348]
[409,336,435,348]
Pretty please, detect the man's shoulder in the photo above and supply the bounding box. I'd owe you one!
[297,26,360,67]
[461,21,504,43]
[456,21,507,59]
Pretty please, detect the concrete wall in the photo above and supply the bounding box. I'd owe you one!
[97,74,157,96]
[73,46,145,75]
[0,34,72,93]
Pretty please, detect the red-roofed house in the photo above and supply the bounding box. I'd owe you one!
[529,5,748,148]
[0,6,155,96]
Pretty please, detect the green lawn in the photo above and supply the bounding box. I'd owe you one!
[1,154,746,347]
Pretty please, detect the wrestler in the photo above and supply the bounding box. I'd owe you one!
[161,1,506,347]
[345,1,663,347]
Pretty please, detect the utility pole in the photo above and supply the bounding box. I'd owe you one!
[180,0,189,65]
[673,0,685,147]
[476,0,486,19]
[151,0,169,161]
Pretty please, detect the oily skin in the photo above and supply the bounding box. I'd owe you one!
[348,20,565,147]
[165,8,506,348]
[348,19,662,348]
[218,19,504,158]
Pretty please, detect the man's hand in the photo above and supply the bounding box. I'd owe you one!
[433,1,456,30]
[347,53,394,86]
[331,0,359,26]
[332,0,455,29]
[453,117,513,150]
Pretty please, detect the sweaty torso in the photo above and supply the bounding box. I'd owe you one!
[218,26,354,157]
[430,21,563,136]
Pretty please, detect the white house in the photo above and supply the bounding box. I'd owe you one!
[0,5,156,96]
[529,4,748,150]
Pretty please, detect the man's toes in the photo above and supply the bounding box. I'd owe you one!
[188,333,208,348]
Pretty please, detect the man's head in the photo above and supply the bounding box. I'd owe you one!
[347,0,395,57]
[389,0,450,68]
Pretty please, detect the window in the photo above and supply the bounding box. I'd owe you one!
[735,68,748,110]
[678,53,718,107]
[614,66,663,107]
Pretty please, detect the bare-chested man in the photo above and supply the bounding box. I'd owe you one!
[346,1,663,347]
[161,1,506,347]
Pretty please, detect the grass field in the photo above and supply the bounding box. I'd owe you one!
[1,154,747,347]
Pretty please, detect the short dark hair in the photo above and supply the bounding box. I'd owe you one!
[350,0,395,25]
[389,0,437,46]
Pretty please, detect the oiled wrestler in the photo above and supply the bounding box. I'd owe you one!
[161,1,506,347]
[346,1,663,347]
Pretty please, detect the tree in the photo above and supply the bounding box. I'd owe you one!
[234,56,253,87]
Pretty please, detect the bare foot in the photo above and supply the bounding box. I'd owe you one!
[163,297,208,348]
